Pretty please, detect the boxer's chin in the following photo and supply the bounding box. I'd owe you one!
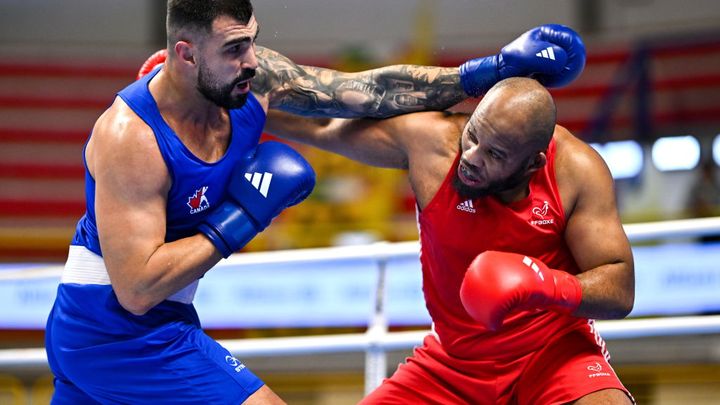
[204,89,248,110]
[452,174,490,199]
[222,93,249,110]
[453,168,532,200]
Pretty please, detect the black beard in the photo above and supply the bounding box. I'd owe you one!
[197,62,255,110]
[451,164,530,200]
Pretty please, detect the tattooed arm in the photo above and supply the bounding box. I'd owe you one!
[250,46,466,118]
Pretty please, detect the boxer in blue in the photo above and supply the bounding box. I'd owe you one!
[45,0,586,403]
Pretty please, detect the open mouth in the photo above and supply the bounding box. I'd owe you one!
[235,79,251,93]
[458,162,482,186]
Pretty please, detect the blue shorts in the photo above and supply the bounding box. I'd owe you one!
[46,284,264,404]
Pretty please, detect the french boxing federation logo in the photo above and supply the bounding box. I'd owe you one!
[187,186,210,214]
[586,362,611,378]
[529,200,554,226]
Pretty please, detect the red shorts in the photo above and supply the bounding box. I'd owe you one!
[360,322,634,404]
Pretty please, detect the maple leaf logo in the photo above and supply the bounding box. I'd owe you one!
[187,186,210,213]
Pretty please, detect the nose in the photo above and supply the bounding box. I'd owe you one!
[462,144,482,170]
[243,44,259,71]
[460,157,482,181]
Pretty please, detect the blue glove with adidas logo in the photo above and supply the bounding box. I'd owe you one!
[459,24,586,97]
[199,141,316,258]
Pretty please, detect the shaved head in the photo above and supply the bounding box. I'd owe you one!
[474,77,556,151]
[453,77,558,200]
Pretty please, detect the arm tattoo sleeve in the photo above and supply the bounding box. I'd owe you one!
[252,46,466,118]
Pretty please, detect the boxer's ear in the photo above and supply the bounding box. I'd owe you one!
[527,152,546,174]
[175,41,195,66]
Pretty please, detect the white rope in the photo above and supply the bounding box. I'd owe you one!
[4,216,719,282]
[2,315,720,370]
[1,216,720,376]
[624,216,720,242]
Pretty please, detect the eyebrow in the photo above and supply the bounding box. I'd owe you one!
[223,28,259,48]
[489,145,508,158]
[488,137,514,157]
[466,123,479,138]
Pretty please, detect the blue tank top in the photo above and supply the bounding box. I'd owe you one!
[71,67,266,256]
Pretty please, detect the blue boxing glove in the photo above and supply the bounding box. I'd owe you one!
[459,24,586,97]
[199,141,316,258]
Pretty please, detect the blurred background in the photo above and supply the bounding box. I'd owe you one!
[1,0,719,403]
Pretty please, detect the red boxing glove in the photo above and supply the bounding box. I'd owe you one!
[459,250,582,331]
[136,49,168,80]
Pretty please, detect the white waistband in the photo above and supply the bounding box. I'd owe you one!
[430,322,441,344]
[62,245,198,304]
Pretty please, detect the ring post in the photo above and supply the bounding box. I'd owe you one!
[364,243,389,395]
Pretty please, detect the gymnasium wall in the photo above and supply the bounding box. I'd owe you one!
[2,0,720,58]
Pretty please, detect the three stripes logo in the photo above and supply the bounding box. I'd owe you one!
[456,199,476,213]
[522,255,545,282]
[536,46,556,61]
[244,172,273,197]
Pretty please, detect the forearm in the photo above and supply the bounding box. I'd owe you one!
[264,111,333,147]
[256,25,585,118]
[573,263,635,320]
[274,64,466,118]
[254,46,466,118]
[113,235,221,315]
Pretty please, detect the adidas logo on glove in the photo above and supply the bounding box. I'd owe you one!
[244,172,273,197]
[535,46,556,60]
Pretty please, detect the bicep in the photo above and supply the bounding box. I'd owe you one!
[92,124,170,280]
[563,148,633,273]
[266,109,409,168]
[326,118,410,168]
[265,110,453,169]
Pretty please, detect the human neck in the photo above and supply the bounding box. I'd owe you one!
[149,67,226,128]
[494,181,532,204]
[148,67,231,156]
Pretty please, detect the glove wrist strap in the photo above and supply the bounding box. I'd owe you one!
[550,270,583,314]
[198,202,259,259]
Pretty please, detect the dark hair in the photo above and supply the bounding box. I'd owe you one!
[167,0,254,40]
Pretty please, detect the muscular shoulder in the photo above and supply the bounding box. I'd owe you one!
[88,97,169,193]
[364,110,463,169]
[399,111,466,159]
[403,112,466,208]
[554,126,607,176]
[553,125,614,215]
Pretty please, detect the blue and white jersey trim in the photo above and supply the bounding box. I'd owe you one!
[62,245,199,304]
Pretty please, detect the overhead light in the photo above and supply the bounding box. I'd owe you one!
[651,135,700,171]
[713,134,720,166]
[590,140,644,179]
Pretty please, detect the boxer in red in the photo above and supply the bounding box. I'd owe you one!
[266,77,636,404]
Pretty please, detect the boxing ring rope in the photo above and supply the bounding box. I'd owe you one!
[1,217,720,395]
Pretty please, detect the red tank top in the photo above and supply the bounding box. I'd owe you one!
[417,137,587,359]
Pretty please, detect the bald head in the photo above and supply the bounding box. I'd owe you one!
[473,77,557,150]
